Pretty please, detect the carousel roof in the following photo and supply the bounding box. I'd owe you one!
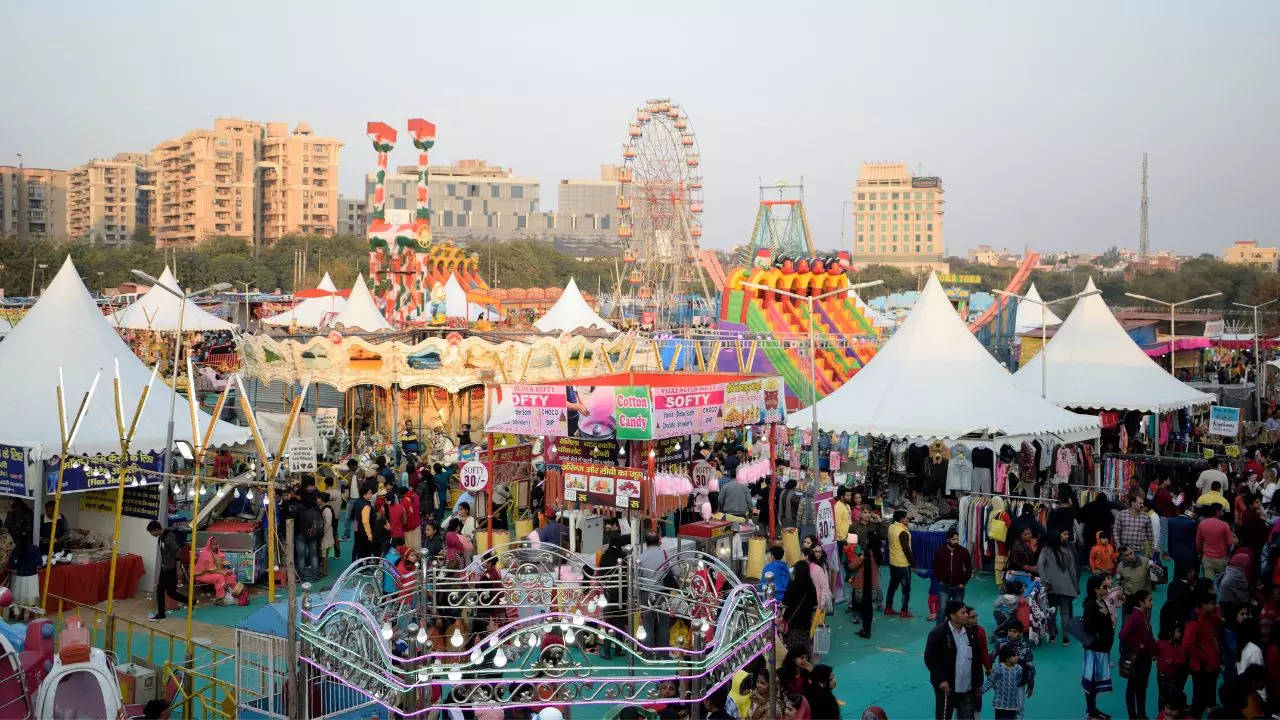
[533,277,616,334]
[107,266,235,331]
[333,274,393,332]
[788,273,1100,444]
[1013,278,1214,412]
[0,257,249,457]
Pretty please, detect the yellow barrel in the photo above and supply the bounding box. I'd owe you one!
[744,536,768,579]
[781,527,802,564]
[515,516,534,539]
[475,530,510,555]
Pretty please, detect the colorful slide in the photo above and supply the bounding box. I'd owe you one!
[698,250,728,293]
[968,252,1038,334]
[717,251,880,410]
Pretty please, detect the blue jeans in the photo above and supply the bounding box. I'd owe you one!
[886,565,912,612]
[936,583,966,624]
[295,535,317,573]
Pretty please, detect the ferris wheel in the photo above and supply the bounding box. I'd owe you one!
[617,98,707,302]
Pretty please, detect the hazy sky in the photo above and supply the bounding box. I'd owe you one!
[3,1,1277,256]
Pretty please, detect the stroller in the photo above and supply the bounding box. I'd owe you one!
[992,575,1056,647]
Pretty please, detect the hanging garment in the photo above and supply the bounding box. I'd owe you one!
[890,441,907,474]
[1018,442,1037,484]
[946,448,974,492]
[1054,447,1072,482]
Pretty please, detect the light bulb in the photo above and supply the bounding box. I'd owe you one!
[674,442,680,451]
[564,628,576,644]
[246,489,254,501]
[617,445,625,456]
[233,489,241,499]
[587,600,597,613]
[416,627,428,645]
[648,449,656,458]
[417,670,431,682]
[700,620,710,633]
[527,634,538,647]
[199,484,208,496]
[470,648,482,664]
[572,613,585,626]
[262,495,270,506]
[635,625,647,641]
[187,486,196,498]
[494,649,507,668]
[447,669,461,682]
[597,595,607,609]
[450,627,464,648]
[380,622,393,641]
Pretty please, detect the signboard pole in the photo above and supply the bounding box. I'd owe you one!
[768,422,777,541]
[486,433,495,551]
[647,441,657,532]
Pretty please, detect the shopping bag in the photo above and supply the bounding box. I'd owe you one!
[812,623,831,654]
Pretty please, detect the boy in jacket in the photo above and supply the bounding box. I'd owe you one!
[1089,531,1119,575]
[932,528,974,626]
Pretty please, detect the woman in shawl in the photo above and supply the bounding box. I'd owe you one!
[193,537,239,605]
[782,558,819,651]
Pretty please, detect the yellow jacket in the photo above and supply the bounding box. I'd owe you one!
[1197,490,1230,512]
[888,520,912,568]
[834,499,852,539]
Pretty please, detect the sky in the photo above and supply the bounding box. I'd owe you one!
[2,1,1277,257]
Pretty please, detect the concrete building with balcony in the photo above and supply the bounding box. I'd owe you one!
[1223,240,1278,271]
[67,152,154,246]
[338,196,368,236]
[150,117,341,249]
[0,166,69,242]
[848,162,947,273]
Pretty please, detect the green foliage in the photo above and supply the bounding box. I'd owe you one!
[467,239,612,293]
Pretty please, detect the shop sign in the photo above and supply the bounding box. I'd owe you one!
[652,384,723,439]
[1208,405,1240,437]
[487,444,533,485]
[46,450,165,494]
[287,438,317,473]
[613,386,652,440]
[488,384,568,437]
[551,436,618,465]
[315,408,338,438]
[0,445,32,497]
[460,461,490,492]
[814,490,835,545]
[79,484,162,520]
[561,461,644,511]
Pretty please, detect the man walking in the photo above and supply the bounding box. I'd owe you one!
[636,531,671,650]
[885,509,915,619]
[931,528,973,625]
[1196,504,1234,580]
[148,520,187,621]
[924,600,984,719]
[1113,491,1155,557]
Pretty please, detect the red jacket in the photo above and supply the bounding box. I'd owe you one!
[401,494,421,531]
[1181,607,1221,672]
[1120,609,1156,659]
[388,502,407,539]
[932,543,974,587]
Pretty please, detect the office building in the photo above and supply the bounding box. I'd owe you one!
[67,152,154,246]
[1223,240,1278,271]
[366,159,552,239]
[151,117,341,248]
[0,166,69,242]
[557,165,621,232]
[338,196,367,235]
[849,162,947,272]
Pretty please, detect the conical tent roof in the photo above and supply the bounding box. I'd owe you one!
[788,273,1099,443]
[0,317,11,335]
[333,274,392,332]
[533,277,617,334]
[262,273,347,328]
[108,266,234,331]
[1013,278,1213,412]
[0,257,249,457]
[1014,283,1063,334]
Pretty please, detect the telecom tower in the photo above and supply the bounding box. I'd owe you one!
[1139,153,1150,260]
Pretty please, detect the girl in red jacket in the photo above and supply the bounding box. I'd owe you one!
[1181,598,1221,717]
[1155,624,1187,710]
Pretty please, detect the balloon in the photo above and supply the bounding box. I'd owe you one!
[0,587,12,608]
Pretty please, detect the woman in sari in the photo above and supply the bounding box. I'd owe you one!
[193,537,239,605]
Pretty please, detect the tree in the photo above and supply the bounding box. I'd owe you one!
[1097,246,1122,267]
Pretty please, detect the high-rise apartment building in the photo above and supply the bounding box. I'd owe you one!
[338,196,367,236]
[259,122,341,244]
[150,117,341,248]
[849,163,947,272]
[0,166,69,241]
[366,159,552,238]
[67,152,155,246]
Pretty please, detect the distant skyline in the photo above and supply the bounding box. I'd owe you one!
[2,1,1277,256]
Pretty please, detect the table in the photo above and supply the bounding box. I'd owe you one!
[38,554,145,612]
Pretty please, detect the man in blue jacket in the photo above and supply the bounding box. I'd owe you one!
[759,545,790,602]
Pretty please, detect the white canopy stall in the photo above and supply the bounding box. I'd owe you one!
[533,277,617,334]
[107,266,235,331]
[1012,279,1213,413]
[444,275,500,322]
[333,274,392,333]
[789,273,1099,444]
[1014,282,1064,335]
[262,272,347,329]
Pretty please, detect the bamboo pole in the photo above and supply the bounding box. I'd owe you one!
[41,368,101,611]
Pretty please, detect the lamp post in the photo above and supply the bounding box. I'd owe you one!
[839,200,854,253]
[742,279,883,490]
[131,269,231,541]
[1124,292,1222,376]
[1232,298,1278,421]
[992,287,1100,398]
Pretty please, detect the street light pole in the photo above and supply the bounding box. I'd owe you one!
[992,287,1100,398]
[1232,298,1278,421]
[1125,292,1223,377]
[742,279,883,490]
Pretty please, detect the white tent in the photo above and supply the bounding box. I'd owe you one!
[788,273,1099,443]
[0,317,11,335]
[262,272,347,328]
[333,274,392,332]
[1013,278,1214,412]
[0,257,249,457]
[533,277,617,334]
[1014,282,1064,335]
[107,267,235,332]
[443,275,499,322]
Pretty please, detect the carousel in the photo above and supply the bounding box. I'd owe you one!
[296,541,775,718]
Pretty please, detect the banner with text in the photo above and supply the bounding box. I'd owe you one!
[0,445,33,497]
[561,461,645,511]
[488,384,569,437]
[652,384,724,439]
[46,450,166,495]
[79,484,162,520]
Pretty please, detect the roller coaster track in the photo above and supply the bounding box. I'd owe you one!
[968,252,1039,333]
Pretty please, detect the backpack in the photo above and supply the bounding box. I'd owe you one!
[302,507,324,540]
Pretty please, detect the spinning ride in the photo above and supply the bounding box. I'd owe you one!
[618,99,710,306]
[298,542,773,717]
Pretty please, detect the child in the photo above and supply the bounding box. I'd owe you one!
[1155,691,1191,720]
[1156,624,1187,709]
[924,569,941,622]
[992,581,1030,644]
[981,644,1030,719]
[996,619,1037,696]
[1089,531,1119,575]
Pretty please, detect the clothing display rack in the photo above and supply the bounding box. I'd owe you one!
[956,492,1057,568]
[1100,452,1209,496]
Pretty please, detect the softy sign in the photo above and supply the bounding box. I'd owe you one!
[652,385,723,439]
